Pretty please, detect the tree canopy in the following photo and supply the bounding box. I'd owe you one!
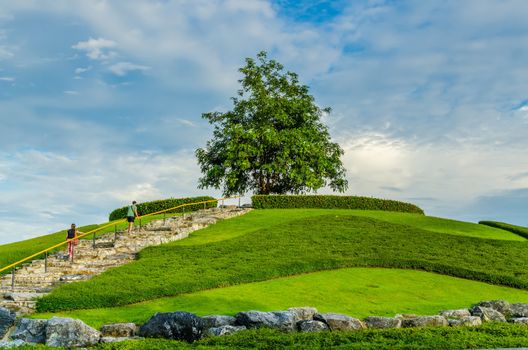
[195,51,348,196]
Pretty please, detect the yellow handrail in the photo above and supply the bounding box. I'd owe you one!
[0,197,239,274]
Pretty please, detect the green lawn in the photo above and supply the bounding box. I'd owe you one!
[173,209,524,247]
[36,211,528,312]
[33,267,528,328]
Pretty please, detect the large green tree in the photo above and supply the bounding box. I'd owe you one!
[195,51,348,196]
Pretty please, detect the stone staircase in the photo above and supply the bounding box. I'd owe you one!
[0,207,250,314]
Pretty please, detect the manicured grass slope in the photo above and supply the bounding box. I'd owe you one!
[35,268,528,328]
[37,210,528,312]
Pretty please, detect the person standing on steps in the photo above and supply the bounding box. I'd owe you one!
[127,200,140,233]
[66,223,83,262]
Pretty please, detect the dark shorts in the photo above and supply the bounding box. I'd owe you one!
[127,216,135,223]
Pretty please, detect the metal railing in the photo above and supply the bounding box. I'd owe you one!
[0,196,240,288]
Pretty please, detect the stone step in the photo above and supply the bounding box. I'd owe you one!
[0,207,251,314]
[2,291,48,301]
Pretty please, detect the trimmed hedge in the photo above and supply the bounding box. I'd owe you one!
[251,195,424,214]
[109,196,217,221]
[479,221,528,239]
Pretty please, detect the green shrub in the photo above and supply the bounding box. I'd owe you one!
[479,221,528,239]
[252,195,424,214]
[109,196,217,221]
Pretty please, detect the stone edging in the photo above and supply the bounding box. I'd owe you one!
[1,299,528,347]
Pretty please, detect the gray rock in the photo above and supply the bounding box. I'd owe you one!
[235,311,296,332]
[476,300,511,316]
[207,325,246,337]
[510,317,528,324]
[0,307,16,339]
[100,323,138,337]
[439,309,471,319]
[395,314,417,319]
[364,316,402,329]
[470,306,507,323]
[100,336,142,343]
[313,313,366,331]
[509,303,528,318]
[45,317,100,348]
[288,307,318,322]
[138,312,204,342]
[297,320,329,333]
[401,316,448,328]
[201,315,236,329]
[11,318,47,344]
[448,316,482,327]
[0,339,26,348]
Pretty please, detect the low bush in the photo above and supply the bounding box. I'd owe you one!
[109,196,217,221]
[479,221,528,239]
[252,195,424,214]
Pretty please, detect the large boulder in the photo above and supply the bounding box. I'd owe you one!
[475,300,511,316]
[509,303,528,318]
[364,316,402,329]
[470,306,506,323]
[401,316,448,328]
[439,309,471,319]
[11,319,48,344]
[0,307,16,339]
[448,316,482,327]
[201,315,236,329]
[297,320,329,333]
[100,323,138,337]
[288,307,318,322]
[138,312,204,342]
[45,317,100,348]
[313,313,365,331]
[207,325,246,337]
[235,311,296,332]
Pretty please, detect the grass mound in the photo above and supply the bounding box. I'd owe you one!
[479,220,528,239]
[37,212,528,312]
[34,268,528,328]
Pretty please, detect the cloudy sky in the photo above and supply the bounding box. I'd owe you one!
[0,0,527,244]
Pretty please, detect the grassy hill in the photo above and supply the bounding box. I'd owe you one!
[2,206,528,348]
[30,209,528,314]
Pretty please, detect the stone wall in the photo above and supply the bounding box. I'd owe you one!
[2,300,528,347]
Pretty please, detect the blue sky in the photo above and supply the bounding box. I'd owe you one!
[0,0,527,244]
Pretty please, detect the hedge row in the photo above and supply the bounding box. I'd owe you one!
[251,195,424,214]
[109,196,217,221]
[479,221,528,239]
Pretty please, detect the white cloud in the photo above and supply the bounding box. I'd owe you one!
[72,37,116,60]
[0,76,14,81]
[108,61,150,76]
[339,132,528,219]
[63,90,78,95]
[74,66,91,75]
[0,147,210,244]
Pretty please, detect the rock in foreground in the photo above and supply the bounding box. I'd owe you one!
[139,312,204,342]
